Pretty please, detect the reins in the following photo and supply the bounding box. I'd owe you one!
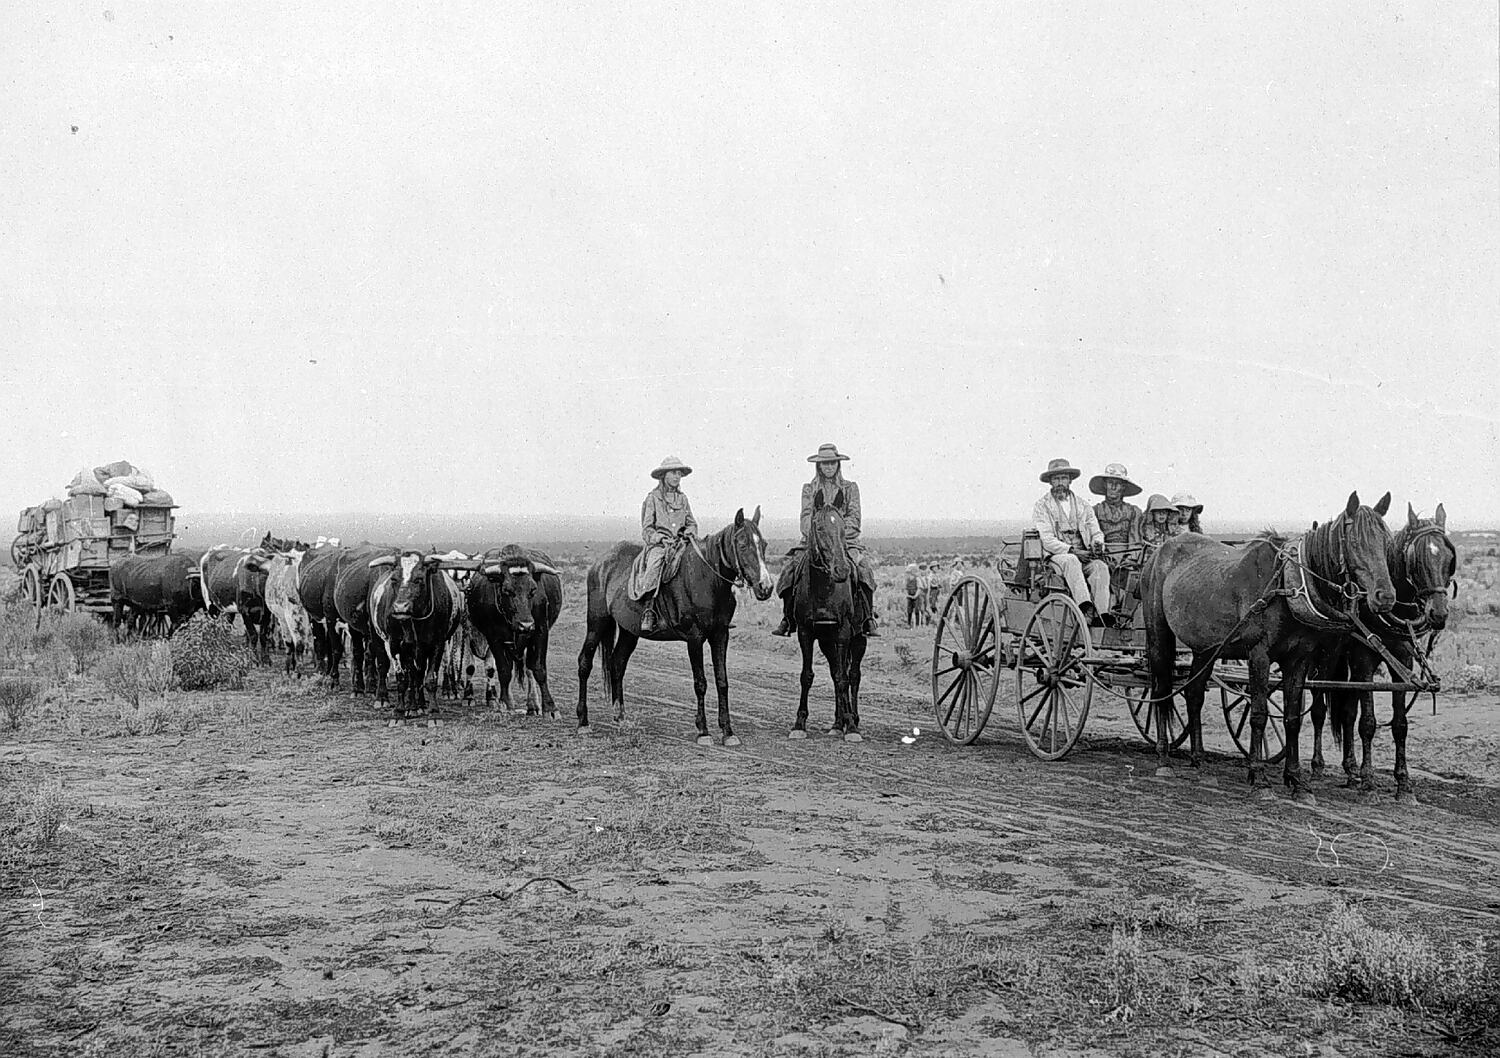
[687,529,750,590]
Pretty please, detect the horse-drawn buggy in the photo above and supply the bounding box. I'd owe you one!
[12,464,179,618]
[929,495,1450,792]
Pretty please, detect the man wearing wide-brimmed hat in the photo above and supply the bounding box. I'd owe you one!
[770,443,879,637]
[631,456,699,633]
[1032,458,1111,625]
[1089,462,1144,549]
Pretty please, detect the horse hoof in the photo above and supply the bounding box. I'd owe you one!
[696,735,714,747]
[547,711,560,721]
[386,719,399,729]
[1153,766,1175,779]
[843,732,863,744]
[724,735,742,748]
[788,729,807,741]
[576,725,592,737]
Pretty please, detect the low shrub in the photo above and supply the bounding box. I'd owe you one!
[22,775,67,849]
[170,614,251,691]
[54,612,110,675]
[0,675,46,730]
[99,642,174,713]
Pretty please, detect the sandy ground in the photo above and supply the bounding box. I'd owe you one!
[3,599,1499,1057]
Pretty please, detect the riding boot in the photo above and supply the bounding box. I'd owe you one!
[859,585,880,637]
[770,592,794,637]
[638,592,658,634]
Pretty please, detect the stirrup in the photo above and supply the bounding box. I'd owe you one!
[862,619,880,637]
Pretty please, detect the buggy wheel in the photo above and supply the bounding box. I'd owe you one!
[1124,684,1189,749]
[22,566,43,611]
[1015,594,1094,761]
[930,575,1000,744]
[47,573,76,613]
[1215,671,1287,765]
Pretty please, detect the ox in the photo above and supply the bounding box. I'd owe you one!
[297,543,356,684]
[370,551,464,719]
[245,545,315,676]
[199,545,273,663]
[110,551,206,640]
[332,544,400,696]
[461,545,563,716]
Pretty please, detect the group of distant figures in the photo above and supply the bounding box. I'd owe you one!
[903,560,963,627]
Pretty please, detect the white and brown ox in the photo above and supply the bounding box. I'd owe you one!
[369,551,465,719]
[246,546,316,676]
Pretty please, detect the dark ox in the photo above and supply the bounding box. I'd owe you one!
[199,545,273,663]
[370,551,464,718]
[110,550,207,639]
[463,546,563,716]
[332,544,400,696]
[296,544,353,684]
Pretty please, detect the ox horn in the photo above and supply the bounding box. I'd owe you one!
[369,555,396,568]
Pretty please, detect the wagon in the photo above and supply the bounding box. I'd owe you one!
[13,492,178,617]
[929,532,1440,761]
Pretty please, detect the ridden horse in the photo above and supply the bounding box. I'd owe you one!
[1143,492,1395,801]
[1310,503,1455,802]
[576,508,775,744]
[789,491,867,742]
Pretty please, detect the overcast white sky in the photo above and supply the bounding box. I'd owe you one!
[3,2,1496,532]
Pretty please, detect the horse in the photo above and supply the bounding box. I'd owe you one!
[1309,503,1455,803]
[1142,491,1395,801]
[576,507,775,745]
[788,490,867,742]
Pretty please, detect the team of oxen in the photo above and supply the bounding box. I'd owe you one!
[107,537,563,719]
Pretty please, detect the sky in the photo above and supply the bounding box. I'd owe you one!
[2,2,1496,534]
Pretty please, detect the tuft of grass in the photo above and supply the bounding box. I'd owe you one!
[0,674,46,730]
[1287,904,1498,1015]
[23,775,67,849]
[99,643,174,732]
[1065,893,1205,933]
[1104,923,1146,1020]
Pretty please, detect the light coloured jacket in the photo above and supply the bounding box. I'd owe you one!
[800,476,862,545]
[641,484,698,547]
[1032,490,1104,557]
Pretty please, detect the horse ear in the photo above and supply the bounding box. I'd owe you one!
[752,505,761,525]
[1407,502,1419,529]
[834,489,845,509]
[735,508,745,527]
[1345,492,1360,518]
[813,492,825,510]
[1373,492,1391,516]
[1436,503,1446,528]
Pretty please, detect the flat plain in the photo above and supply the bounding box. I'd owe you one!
[3,538,1499,1057]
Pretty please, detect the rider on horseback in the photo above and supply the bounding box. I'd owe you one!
[771,443,879,638]
[633,456,698,633]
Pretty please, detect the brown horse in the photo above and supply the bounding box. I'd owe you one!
[789,491,867,741]
[1310,503,1454,803]
[1143,491,1395,800]
[576,508,775,744]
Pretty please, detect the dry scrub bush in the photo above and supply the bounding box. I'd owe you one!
[0,675,46,730]
[21,776,67,849]
[99,642,174,733]
[170,614,251,691]
[54,612,110,675]
[1290,904,1497,1015]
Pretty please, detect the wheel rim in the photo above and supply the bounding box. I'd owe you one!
[23,567,42,610]
[1125,684,1190,749]
[48,574,75,613]
[1015,594,1094,760]
[931,576,999,745]
[1216,674,1287,764]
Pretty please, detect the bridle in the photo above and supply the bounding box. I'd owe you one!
[1390,523,1456,626]
[689,525,758,589]
[808,507,851,582]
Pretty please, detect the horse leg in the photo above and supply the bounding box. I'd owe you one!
[1391,685,1416,805]
[831,633,859,743]
[1281,660,1313,803]
[847,633,866,737]
[1310,687,1327,778]
[610,629,639,725]
[710,628,737,746]
[1247,646,1273,793]
[529,629,559,719]
[1144,597,1177,776]
[1183,656,1211,769]
[686,638,712,744]
[793,627,814,738]
[576,614,614,734]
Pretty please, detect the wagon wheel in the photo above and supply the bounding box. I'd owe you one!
[1215,672,1287,765]
[1123,684,1190,749]
[47,573,76,614]
[1015,593,1095,760]
[10,535,26,568]
[22,566,43,612]
[931,575,1001,744]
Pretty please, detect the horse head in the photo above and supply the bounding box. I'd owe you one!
[809,490,852,583]
[1398,502,1455,630]
[730,506,775,601]
[1329,491,1396,613]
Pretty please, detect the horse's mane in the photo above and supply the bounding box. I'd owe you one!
[1254,528,1287,548]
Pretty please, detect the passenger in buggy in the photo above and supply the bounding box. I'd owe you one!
[1031,458,1112,627]
[1172,492,1205,535]
[1140,494,1176,552]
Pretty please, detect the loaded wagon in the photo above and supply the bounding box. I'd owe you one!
[13,481,178,617]
[929,531,1442,762]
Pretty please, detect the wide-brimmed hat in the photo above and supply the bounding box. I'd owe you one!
[807,443,851,463]
[1171,492,1203,514]
[1089,462,1142,497]
[1039,458,1082,483]
[650,456,693,480]
[1145,493,1174,514]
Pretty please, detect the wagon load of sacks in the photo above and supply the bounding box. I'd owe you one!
[65,460,175,509]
